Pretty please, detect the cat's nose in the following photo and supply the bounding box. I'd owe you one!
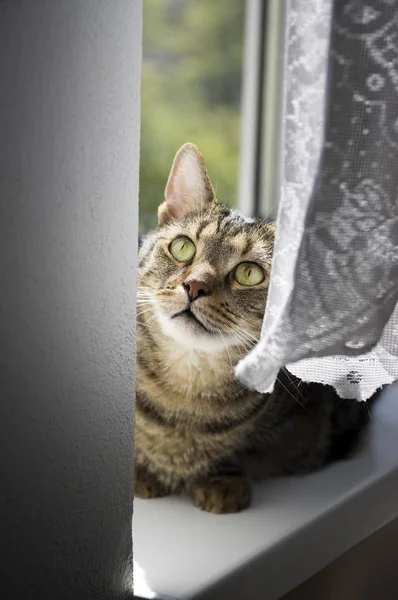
[182,279,212,302]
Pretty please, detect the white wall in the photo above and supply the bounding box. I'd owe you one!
[0,1,141,597]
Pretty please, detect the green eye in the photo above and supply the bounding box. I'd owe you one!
[235,262,265,286]
[169,236,196,262]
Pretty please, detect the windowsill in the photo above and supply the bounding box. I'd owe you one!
[133,383,398,600]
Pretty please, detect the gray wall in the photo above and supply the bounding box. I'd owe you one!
[0,1,141,598]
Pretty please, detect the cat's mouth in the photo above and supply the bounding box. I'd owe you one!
[171,308,211,333]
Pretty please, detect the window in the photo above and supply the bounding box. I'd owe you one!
[139,0,245,233]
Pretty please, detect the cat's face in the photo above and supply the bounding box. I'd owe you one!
[138,143,274,354]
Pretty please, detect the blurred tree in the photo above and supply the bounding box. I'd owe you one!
[140,0,245,233]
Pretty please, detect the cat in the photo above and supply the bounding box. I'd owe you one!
[134,142,371,514]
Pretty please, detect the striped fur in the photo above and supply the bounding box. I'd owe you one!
[134,144,372,513]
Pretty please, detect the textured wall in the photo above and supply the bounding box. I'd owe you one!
[0,1,140,597]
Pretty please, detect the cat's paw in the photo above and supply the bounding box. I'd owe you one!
[134,468,169,499]
[192,475,251,514]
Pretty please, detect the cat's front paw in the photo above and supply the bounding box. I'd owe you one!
[192,475,251,514]
[134,467,169,499]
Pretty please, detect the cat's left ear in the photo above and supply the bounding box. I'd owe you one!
[158,143,216,226]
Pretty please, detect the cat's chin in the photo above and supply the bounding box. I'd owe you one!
[156,312,233,354]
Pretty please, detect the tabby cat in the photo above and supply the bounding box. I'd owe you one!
[134,143,371,514]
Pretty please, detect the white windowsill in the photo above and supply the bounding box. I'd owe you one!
[133,383,398,600]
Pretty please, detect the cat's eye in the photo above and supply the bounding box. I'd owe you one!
[169,236,196,262]
[234,262,265,286]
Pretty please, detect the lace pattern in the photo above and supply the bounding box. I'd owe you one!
[237,0,398,400]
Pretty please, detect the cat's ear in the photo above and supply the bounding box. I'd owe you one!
[158,143,216,226]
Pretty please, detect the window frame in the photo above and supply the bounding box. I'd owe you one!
[238,0,286,221]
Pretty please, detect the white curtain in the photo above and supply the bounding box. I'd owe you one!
[237,0,398,401]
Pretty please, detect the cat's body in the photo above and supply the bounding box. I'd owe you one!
[134,143,371,513]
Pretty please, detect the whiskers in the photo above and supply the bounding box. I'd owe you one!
[137,288,153,307]
[277,368,307,411]
[137,307,155,319]
[281,367,306,400]
[223,323,259,358]
[138,314,158,330]
[137,306,157,330]
[137,287,157,329]
[222,322,307,411]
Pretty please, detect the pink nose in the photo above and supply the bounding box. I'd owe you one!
[182,279,212,302]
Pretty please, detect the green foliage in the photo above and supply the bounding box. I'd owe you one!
[140,0,244,233]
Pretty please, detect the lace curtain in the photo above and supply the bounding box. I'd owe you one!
[237,0,398,401]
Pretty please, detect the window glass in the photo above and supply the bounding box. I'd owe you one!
[140,0,245,233]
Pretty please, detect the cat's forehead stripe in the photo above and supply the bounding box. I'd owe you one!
[241,238,254,256]
[195,219,213,239]
[191,212,273,259]
[215,210,231,234]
